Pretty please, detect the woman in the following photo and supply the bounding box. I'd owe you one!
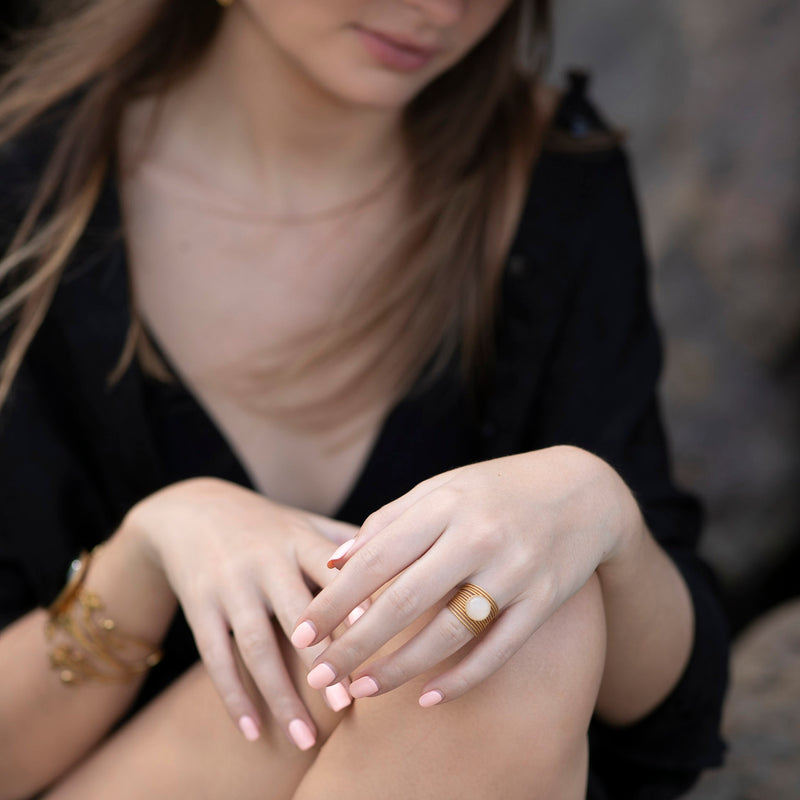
[0,1,727,798]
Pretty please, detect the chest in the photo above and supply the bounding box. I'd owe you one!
[119,169,402,516]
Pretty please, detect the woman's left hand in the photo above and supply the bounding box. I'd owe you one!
[291,445,641,705]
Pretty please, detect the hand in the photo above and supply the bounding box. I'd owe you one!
[291,446,640,705]
[123,477,360,749]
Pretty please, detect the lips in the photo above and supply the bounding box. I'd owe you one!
[354,25,439,72]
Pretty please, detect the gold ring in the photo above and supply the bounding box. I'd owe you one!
[446,583,499,637]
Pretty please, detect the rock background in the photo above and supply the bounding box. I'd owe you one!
[551,1,800,796]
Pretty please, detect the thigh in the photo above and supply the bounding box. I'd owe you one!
[41,624,347,800]
[293,574,607,800]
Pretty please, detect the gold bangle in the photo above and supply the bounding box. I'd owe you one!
[46,547,163,685]
[48,550,93,619]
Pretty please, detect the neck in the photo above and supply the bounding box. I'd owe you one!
[149,8,406,215]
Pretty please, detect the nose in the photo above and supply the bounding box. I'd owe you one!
[403,0,465,27]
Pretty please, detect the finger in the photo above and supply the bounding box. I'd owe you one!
[295,533,346,591]
[292,498,449,649]
[346,598,371,626]
[347,600,476,698]
[294,530,371,634]
[182,601,263,742]
[226,595,321,748]
[328,473,455,569]
[300,543,473,690]
[264,570,353,713]
[416,603,535,706]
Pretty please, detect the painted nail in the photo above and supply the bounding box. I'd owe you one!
[347,604,367,626]
[307,662,337,689]
[325,681,352,711]
[288,718,316,751]
[291,620,317,649]
[419,690,444,708]
[327,538,356,569]
[349,676,380,699]
[238,715,260,741]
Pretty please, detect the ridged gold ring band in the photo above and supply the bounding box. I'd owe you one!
[446,583,499,637]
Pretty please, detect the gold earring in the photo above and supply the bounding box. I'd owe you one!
[217,0,234,7]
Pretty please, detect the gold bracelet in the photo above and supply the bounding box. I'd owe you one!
[46,547,163,685]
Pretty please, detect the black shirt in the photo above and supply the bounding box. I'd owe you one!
[0,89,728,798]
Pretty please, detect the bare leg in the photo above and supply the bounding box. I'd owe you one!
[41,624,347,800]
[43,576,605,799]
[293,575,607,800]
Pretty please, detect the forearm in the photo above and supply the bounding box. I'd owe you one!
[593,476,694,726]
[0,520,177,800]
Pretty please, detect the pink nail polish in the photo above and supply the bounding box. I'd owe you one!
[307,662,337,689]
[291,620,317,649]
[288,718,316,751]
[347,604,367,626]
[349,676,380,698]
[325,682,352,711]
[327,538,356,569]
[238,715,260,741]
[419,690,444,708]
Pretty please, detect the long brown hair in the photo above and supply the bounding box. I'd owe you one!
[0,0,551,419]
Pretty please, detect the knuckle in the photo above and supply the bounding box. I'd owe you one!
[374,660,405,690]
[361,508,387,537]
[197,635,230,670]
[446,670,472,698]
[536,572,560,610]
[489,639,515,668]
[470,529,498,561]
[385,582,418,620]
[459,521,500,560]
[355,543,385,578]
[502,548,535,589]
[235,623,270,658]
[440,612,471,647]
[332,637,366,670]
[220,686,247,715]
[304,594,339,630]
[435,483,464,511]
[266,691,300,722]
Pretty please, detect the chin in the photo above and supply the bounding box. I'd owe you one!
[313,72,422,111]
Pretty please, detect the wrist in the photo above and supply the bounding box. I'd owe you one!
[113,503,177,614]
[556,445,646,572]
[594,463,648,583]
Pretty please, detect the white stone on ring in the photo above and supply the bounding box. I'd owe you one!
[465,595,492,622]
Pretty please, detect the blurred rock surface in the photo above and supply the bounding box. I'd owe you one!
[683,600,800,798]
[552,1,800,795]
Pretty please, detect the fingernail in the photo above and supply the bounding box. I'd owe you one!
[347,604,367,626]
[327,538,356,569]
[238,715,260,741]
[419,690,444,708]
[349,676,380,698]
[288,718,316,751]
[307,662,337,689]
[325,681,352,711]
[291,620,317,649]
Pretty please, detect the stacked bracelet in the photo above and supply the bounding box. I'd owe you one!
[45,547,163,685]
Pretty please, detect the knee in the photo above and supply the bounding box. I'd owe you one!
[292,576,606,800]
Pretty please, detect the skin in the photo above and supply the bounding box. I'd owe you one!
[0,1,696,798]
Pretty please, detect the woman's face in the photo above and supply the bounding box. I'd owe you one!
[238,0,515,108]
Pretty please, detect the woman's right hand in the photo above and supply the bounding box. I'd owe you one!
[121,477,359,750]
